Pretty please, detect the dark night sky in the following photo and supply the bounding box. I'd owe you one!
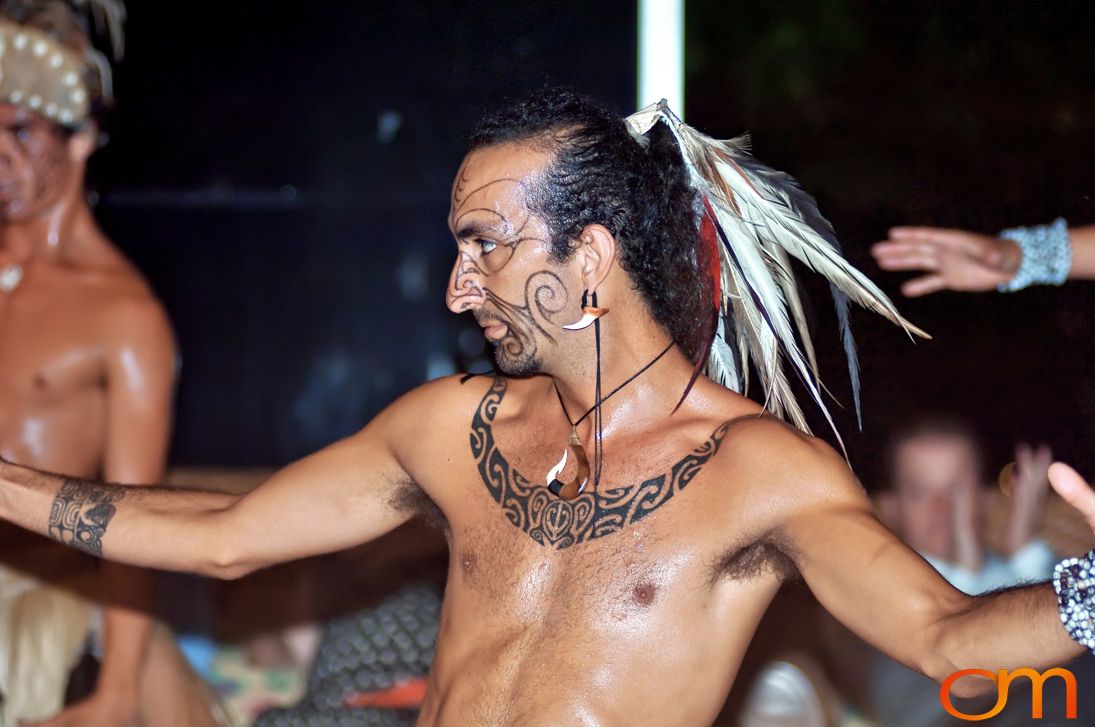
[86,1,1095,486]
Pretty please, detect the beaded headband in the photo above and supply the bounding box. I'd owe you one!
[0,21,89,126]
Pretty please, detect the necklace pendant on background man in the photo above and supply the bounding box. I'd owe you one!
[546,427,591,500]
[0,263,23,292]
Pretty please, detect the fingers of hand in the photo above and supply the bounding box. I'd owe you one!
[887,227,988,255]
[871,241,940,271]
[901,274,946,297]
[1048,462,1095,528]
[1016,443,1053,482]
[1034,444,1053,466]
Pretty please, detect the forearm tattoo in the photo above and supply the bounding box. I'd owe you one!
[48,480,125,556]
[472,378,731,549]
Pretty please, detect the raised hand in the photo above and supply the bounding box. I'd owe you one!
[871,227,1021,297]
[1048,462,1095,536]
[1006,443,1053,554]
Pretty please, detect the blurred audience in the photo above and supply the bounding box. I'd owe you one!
[861,416,1089,726]
[879,417,1055,595]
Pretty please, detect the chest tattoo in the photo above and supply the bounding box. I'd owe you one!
[471,377,730,549]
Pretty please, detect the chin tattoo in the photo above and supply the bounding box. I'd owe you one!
[483,269,568,374]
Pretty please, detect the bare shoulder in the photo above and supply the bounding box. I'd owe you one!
[365,373,502,452]
[54,240,169,340]
[95,274,174,355]
[713,409,871,515]
[385,372,497,421]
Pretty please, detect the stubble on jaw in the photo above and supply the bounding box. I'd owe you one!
[479,269,570,377]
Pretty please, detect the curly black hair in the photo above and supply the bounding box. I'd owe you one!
[469,89,712,363]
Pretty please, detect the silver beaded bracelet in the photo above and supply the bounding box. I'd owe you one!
[997,217,1071,292]
[1053,550,1095,650]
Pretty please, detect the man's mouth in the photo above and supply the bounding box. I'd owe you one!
[481,321,508,340]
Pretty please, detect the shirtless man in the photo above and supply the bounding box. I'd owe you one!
[0,3,217,724]
[3,90,1094,726]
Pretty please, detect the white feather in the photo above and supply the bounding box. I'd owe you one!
[626,100,928,445]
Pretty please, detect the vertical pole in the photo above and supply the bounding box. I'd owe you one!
[638,0,684,116]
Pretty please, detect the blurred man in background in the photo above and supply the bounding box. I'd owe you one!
[0,1,219,724]
[882,418,1054,594]
[866,417,1085,725]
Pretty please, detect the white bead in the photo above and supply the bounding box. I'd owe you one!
[32,40,46,57]
[58,109,73,124]
[9,90,21,103]
[63,71,77,86]
[27,95,40,109]
[70,89,85,103]
[49,53,62,68]
[13,34,26,50]
[44,103,57,117]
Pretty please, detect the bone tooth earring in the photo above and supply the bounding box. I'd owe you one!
[562,289,609,331]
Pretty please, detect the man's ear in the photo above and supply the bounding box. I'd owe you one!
[573,223,617,293]
[67,123,97,164]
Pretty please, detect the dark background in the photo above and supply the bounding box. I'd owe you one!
[91,0,1095,489]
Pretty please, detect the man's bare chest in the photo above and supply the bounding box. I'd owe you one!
[0,291,106,402]
[465,377,733,550]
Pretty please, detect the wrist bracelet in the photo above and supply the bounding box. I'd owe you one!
[997,217,1071,292]
[1053,550,1095,650]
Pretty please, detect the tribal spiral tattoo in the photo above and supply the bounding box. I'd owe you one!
[48,480,125,556]
[483,270,567,371]
[471,377,731,549]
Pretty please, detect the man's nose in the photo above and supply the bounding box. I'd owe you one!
[446,253,485,313]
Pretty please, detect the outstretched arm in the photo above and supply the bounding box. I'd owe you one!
[0,384,428,579]
[773,433,1082,697]
[870,223,1095,296]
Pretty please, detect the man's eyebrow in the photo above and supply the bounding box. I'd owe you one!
[453,218,506,240]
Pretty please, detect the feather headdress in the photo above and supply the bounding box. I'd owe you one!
[625,100,928,446]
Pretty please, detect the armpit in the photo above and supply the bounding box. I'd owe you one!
[389,478,447,533]
[710,535,800,584]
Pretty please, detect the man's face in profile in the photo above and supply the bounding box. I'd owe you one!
[0,104,76,222]
[445,141,573,376]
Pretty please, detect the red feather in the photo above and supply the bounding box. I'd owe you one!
[675,196,724,411]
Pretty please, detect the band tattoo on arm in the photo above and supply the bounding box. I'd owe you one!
[48,480,125,556]
[471,378,731,549]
